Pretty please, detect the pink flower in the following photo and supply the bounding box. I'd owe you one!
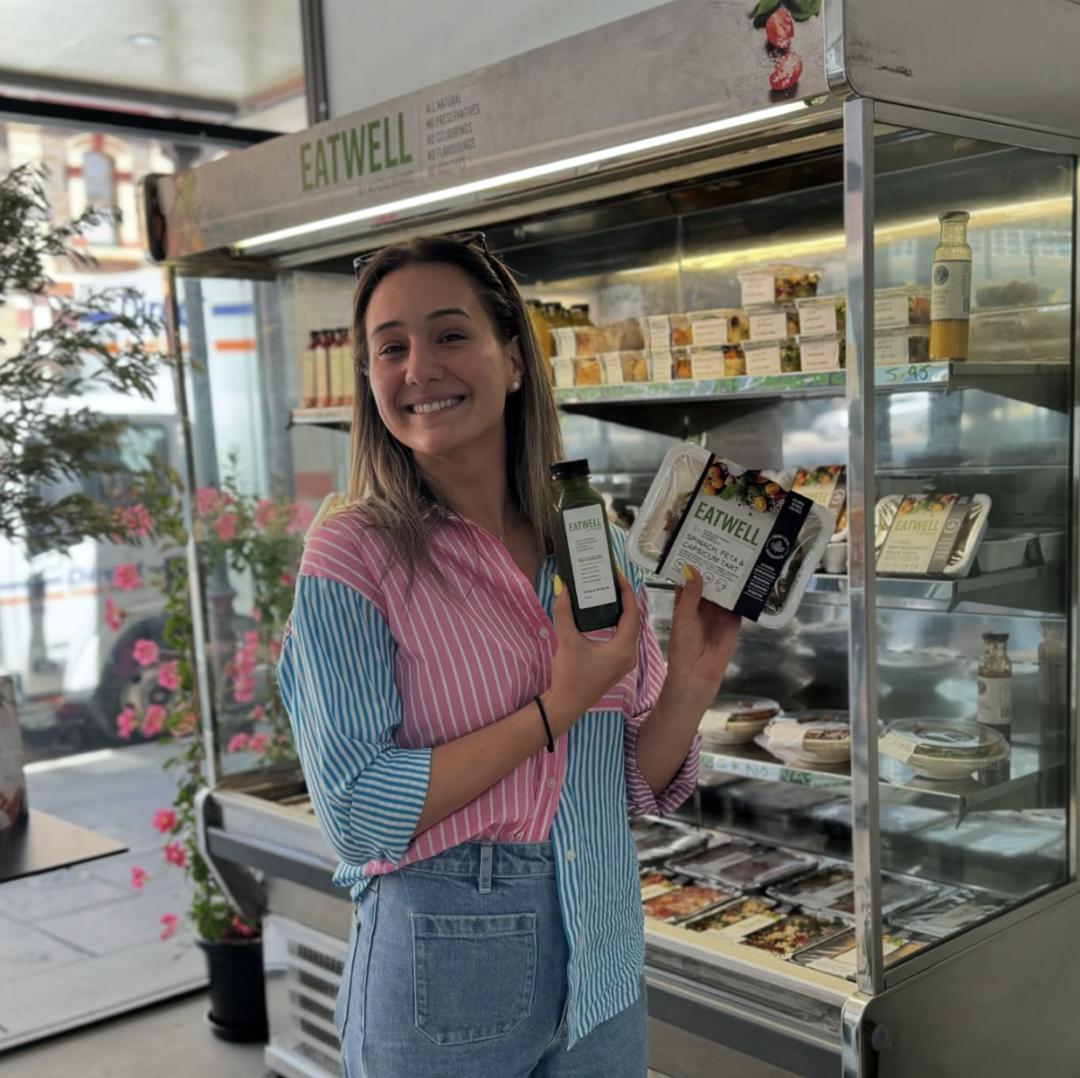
[171,711,197,737]
[250,608,262,623]
[130,865,149,890]
[163,841,187,869]
[248,733,270,756]
[132,639,159,667]
[142,704,167,737]
[152,808,176,834]
[113,564,142,591]
[250,705,266,721]
[243,629,258,649]
[122,504,153,539]
[116,707,137,740]
[279,572,294,587]
[196,487,220,516]
[157,661,180,691]
[227,732,250,754]
[268,640,282,661]
[254,498,277,529]
[287,502,315,534]
[159,912,179,941]
[104,596,125,632]
[230,914,258,939]
[214,513,237,542]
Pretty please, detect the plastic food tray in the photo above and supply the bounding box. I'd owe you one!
[681,896,786,942]
[712,847,819,890]
[739,912,847,958]
[879,719,1009,781]
[631,816,709,864]
[875,493,991,579]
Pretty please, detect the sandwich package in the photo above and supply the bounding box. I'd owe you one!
[0,677,28,832]
[627,444,834,627]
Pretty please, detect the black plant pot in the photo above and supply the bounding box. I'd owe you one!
[197,938,269,1044]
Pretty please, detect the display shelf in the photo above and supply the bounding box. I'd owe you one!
[554,361,1068,414]
[699,744,1060,816]
[289,406,352,430]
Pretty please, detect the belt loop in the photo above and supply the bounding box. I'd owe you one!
[478,842,493,894]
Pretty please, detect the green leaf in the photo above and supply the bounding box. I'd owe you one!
[752,0,782,16]
[719,485,737,501]
[783,0,821,20]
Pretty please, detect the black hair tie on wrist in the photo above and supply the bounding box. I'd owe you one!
[534,696,555,754]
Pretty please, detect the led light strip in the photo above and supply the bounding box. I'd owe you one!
[233,102,810,253]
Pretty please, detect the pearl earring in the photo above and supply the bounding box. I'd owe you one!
[511,380,521,391]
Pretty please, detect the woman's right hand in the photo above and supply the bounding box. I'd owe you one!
[542,570,641,736]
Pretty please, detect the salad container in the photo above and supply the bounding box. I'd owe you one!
[879,719,1010,781]
[698,695,782,747]
[875,326,931,366]
[875,493,991,578]
[739,264,824,306]
[795,294,846,336]
[874,286,931,330]
[627,444,834,628]
[688,308,750,346]
[745,303,799,341]
[758,711,852,766]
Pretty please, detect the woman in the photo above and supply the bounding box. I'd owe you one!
[278,233,740,1078]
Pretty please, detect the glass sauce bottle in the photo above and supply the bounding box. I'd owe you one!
[930,210,972,362]
[551,459,622,633]
[977,631,1012,741]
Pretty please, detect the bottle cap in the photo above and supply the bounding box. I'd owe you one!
[550,459,590,481]
[983,631,1009,643]
[939,210,970,222]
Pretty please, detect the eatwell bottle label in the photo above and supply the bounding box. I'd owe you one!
[931,260,972,322]
[563,505,618,609]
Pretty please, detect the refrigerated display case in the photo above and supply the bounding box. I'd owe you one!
[143,2,1080,1076]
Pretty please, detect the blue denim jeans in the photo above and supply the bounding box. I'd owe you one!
[334,841,647,1078]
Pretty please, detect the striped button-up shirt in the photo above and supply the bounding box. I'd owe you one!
[278,507,698,1044]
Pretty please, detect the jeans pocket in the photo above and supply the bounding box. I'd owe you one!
[411,912,537,1046]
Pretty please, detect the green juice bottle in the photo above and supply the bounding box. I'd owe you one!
[550,459,623,632]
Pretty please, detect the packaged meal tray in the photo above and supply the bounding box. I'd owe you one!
[874,493,991,579]
[874,326,931,366]
[698,695,783,747]
[826,874,940,920]
[740,911,846,959]
[631,816,709,864]
[795,294,846,337]
[688,308,750,346]
[728,780,845,823]
[745,303,800,342]
[742,338,801,376]
[920,814,1064,877]
[643,883,733,923]
[879,719,1010,781]
[874,286,931,331]
[757,711,852,767]
[711,846,819,890]
[682,896,786,942]
[793,929,930,981]
[795,333,845,372]
[766,863,855,909]
[738,264,824,307]
[665,837,761,881]
[888,888,1011,940]
[807,799,948,850]
[791,466,847,537]
[672,345,747,380]
[639,869,683,901]
[626,443,834,628]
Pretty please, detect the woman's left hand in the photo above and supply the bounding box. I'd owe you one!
[665,565,742,698]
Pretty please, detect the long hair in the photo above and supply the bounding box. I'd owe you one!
[336,234,563,581]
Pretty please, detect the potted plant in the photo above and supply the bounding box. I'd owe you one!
[112,467,309,1042]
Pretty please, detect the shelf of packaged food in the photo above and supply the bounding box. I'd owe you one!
[554,361,1068,413]
[698,743,1057,816]
[289,406,352,431]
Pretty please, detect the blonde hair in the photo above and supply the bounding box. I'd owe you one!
[332,235,564,581]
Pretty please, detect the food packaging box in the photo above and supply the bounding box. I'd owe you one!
[975,531,1034,573]
[888,888,1011,940]
[738,265,824,307]
[796,333,845,371]
[875,286,931,331]
[639,869,684,901]
[617,350,651,383]
[728,781,844,825]
[742,339,801,375]
[973,278,1039,308]
[874,325,931,366]
[688,309,750,346]
[711,847,819,890]
[631,816,709,864]
[672,345,747,380]
[0,677,28,831]
[879,719,1010,781]
[1037,529,1067,564]
[825,874,940,920]
[698,695,782,747]
[669,314,694,348]
[795,294,847,337]
[666,838,761,881]
[766,863,856,909]
[758,712,852,766]
[572,356,602,386]
[682,897,786,942]
[643,883,734,923]
[874,493,991,578]
[745,303,799,342]
[791,466,847,534]
[640,315,673,351]
[627,444,833,627]
[808,800,948,850]
[792,929,930,980]
[740,912,846,958]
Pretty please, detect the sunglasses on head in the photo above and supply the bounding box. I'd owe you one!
[352,231,490,278]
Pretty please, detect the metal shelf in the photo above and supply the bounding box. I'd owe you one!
[699,743,1061,816]
[289,407,352,431]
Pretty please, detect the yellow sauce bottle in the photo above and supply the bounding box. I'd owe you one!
[930,211,972,362]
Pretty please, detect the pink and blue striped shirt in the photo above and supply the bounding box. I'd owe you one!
[278,507,698,1044]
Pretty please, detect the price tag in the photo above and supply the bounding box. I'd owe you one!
[799,304,838,336]
[690,318,730,347]
[642,316,671,351]
[551,327,577,357]
[740,272,774,306]
[875,294,911,331]
[748,310,788,341]
[552,358,576,389]
[744,345,782,376]
[800,339,842,372]
[599,353,624,385]
[880,730,916,764]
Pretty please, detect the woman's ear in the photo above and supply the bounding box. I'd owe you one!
[507,335,525,388]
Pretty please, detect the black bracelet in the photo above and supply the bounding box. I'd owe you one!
[534,695,555,754]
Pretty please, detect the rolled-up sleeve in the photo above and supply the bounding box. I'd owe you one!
[278,573,431,867]
[620,562,700,817]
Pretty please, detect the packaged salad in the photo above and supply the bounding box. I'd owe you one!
[626,444,834,627]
